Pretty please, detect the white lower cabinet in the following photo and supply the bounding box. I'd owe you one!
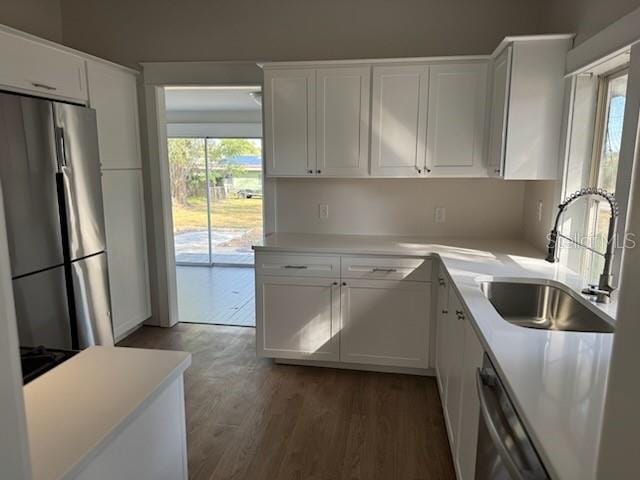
[340,279,430,368]
[443,291,466,452]
[75,376,187,480]
[435,269,451,393]
[456,317,485,480]
[255,253,431,369]
[256,275,340,361]
[435,266,485,480]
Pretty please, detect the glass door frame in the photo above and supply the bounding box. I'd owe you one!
[173,136,263,268]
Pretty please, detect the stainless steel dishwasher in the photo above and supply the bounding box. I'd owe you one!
[475,354,549,480]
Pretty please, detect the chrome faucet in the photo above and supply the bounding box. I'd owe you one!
[545,187,619,303]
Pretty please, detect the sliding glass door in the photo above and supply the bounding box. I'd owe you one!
[168,137,263,266]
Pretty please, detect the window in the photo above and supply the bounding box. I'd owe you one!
[167,137,263,266]
[561,67,629,284]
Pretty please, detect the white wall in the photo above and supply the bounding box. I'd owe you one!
[59,0,544,68]
[522,181,559,252]
[165,110,262,138]
[521,2,640,253]
[544,0,640,46]
[0,0,62,42]
[596,41,640,478]
[276,178,526,238]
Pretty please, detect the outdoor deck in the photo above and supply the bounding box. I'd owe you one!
[176,266,255,327]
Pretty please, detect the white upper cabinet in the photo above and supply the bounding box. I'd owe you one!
[370,65,429,177]
[262,36,570,180]
[264,68,316,176]
[487,36,573,180]
[264,66,370,177]
[87,61,142,169]
[263,69,316,176]
[487,47,511,177]
[0,28,87,103]
[426,62,488,177]
[316,67,370,177]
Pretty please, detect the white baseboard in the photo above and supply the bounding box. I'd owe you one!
[274,358,435,377]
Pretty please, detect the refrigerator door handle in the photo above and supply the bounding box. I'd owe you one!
[54,126,68,168]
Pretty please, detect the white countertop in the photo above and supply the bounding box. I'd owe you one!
[256,232,616,480]
[23,346,191,480]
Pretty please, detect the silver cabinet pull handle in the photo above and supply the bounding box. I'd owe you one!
[32,82,57,91]
[283,265,308,269]
[372,268,397,273]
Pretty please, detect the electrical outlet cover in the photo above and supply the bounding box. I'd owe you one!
[319,204,329,220]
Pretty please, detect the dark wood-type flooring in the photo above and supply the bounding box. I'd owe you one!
[119,324,455,480]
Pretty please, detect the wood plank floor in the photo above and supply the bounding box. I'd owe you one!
[118,324,456,480]
[176,266,255,327]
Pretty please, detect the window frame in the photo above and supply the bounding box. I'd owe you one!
[561,62,630,285]
[589,66,629,188]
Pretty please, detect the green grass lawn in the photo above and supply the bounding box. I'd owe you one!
[173,197,262,231]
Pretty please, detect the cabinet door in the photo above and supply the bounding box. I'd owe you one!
[426,63,488,177]
[487,46,512,177]
[87,61,142,169]
[264,69,316,176]
[316,67,370,177]
[256,276,340,360]
[340,279,430,368]
[443,291,466,451]
[435,270,450,393]
[102,170,151,340]
[370,65,429,177]
[0,29,87,102]
[456,319,485,480]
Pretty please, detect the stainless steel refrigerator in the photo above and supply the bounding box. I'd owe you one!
[0,92,114,350]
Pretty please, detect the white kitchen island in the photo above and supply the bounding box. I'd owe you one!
[23,346,191,480]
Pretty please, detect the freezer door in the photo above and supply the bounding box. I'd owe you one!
[0,93,64,277]
[53,102,106,260]
[12,265,73,350]
[71,253,114,347]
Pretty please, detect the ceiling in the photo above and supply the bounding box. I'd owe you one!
[164,86,261,113]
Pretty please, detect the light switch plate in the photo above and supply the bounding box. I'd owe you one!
[435,207,446,223]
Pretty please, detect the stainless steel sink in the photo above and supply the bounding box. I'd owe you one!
[480,281,614,333]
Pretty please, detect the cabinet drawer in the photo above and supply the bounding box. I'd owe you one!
[341,256,431,282]
[255,253,340,278]
[0,30,87,102]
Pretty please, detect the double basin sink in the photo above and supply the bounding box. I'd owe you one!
[480,280,614,333]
